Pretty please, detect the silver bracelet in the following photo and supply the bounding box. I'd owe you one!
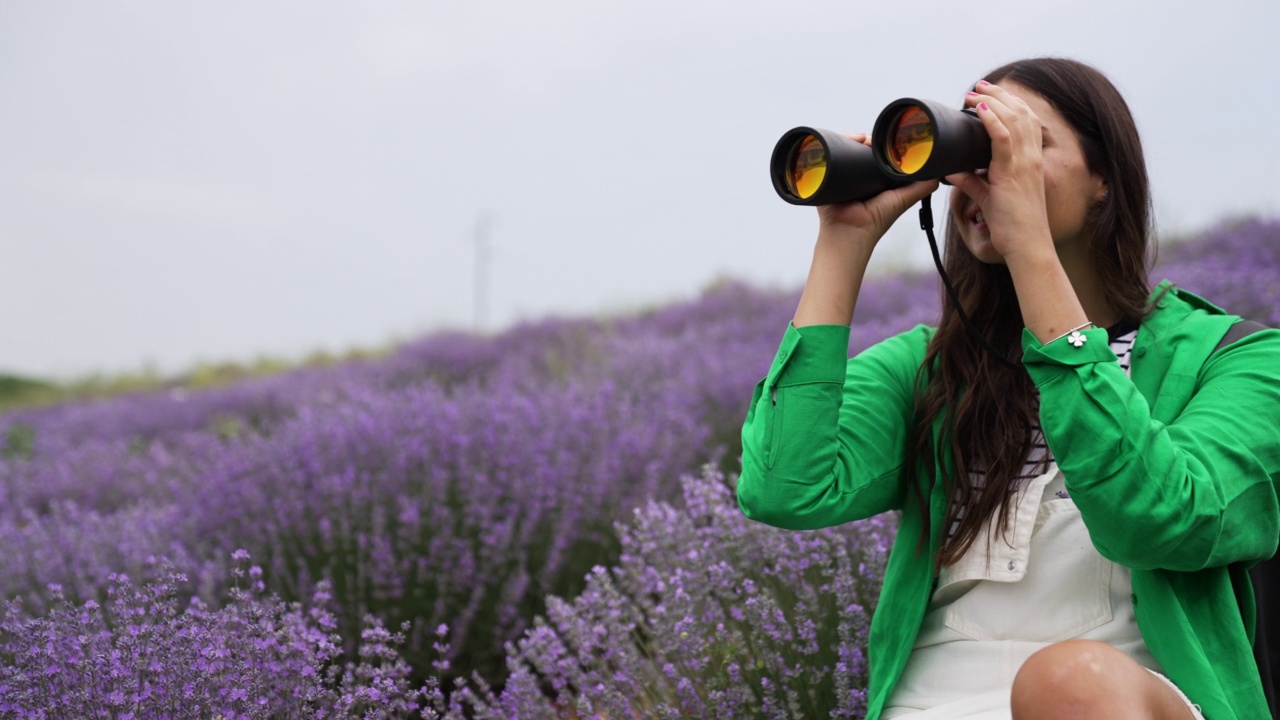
[1045,321,1095,347]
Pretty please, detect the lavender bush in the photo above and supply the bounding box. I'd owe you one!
[442,467,896,720]
[0,217,1274,707]
[0,278,847,689]
[0,551,430,719]
[1158,217,1280,326]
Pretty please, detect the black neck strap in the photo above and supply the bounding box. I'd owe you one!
[919,195,1020,370]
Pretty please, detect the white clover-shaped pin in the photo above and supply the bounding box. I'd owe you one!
[1068,330,1087,347]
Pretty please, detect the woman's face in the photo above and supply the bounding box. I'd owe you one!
[949,81,1107,264]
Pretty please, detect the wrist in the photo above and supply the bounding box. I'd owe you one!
[815,224,878,261]
[794,228,876,328]
[990,214,1054,263]
[1002,241,1060,275]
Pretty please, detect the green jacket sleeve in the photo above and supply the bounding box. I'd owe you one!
[738,323,932,530]
[1024,326,1280,571]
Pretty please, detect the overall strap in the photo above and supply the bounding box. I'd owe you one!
[1215,318,1280,719]
[1214,319,1270,354]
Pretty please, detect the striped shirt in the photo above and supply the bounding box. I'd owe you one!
[946,323,1140,540]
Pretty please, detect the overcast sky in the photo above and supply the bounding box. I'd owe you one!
[3,0,1277,379]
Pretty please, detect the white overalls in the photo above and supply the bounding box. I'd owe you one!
[881,330,1203,719]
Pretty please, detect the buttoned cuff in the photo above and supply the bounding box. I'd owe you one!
[766,323,851,388]
[1020,325,1114,373]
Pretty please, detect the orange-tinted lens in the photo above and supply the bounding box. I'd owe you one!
[887,106,933,174]
[787,135,827,199]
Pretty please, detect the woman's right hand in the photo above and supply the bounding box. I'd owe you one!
[814,133,940,244]
[793,134,938,328]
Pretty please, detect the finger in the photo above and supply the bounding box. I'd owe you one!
[842,132,873,148]
[969,84,1031,127]
[971,83,1040,149]
[945,171,989,208]
[889,178,941,208]
[972,80,1022,107]
[867,179,941,221]
[965,89,1013,115]
[971,99,1014,162]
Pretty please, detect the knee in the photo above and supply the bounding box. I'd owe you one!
[1011,640,1143,719]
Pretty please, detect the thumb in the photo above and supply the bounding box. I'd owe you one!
[866,179,940,228]
[944,171,989,208]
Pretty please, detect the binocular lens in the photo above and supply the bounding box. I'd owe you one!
[786,134,827,199]
[886,106,934,175]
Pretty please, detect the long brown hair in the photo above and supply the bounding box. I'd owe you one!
[907,58,1155,566]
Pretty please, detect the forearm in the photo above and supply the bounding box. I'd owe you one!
[793,227,878,328]
[1005,247,1090,343]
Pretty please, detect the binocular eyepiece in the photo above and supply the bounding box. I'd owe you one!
[770,98,993,205]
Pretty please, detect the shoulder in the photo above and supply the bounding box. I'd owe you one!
[1140,280,1280,386]
[854,324,935,364]
[1145,281,1232,325]
[846,324,936,391]
[1140,282,1245,359]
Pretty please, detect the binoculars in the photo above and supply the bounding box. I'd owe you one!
[770,98,992,205]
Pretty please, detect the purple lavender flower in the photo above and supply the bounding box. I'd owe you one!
[0,216,1273,707]
[0,552,432,718]
[453,467,895,718]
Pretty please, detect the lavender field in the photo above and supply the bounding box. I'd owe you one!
[2,217,1277,718]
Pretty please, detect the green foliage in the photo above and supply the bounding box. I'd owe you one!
[0,346,393,414]
[0,374,59,411]
[2,422,35,460]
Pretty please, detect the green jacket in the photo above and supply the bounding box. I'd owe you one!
[738,282,1280,719]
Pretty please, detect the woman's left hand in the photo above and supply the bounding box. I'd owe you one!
[944,81,1055,263]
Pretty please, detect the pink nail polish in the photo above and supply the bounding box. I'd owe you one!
[979,102,989,111]
[977,80,991,87]
[967,91,980,97]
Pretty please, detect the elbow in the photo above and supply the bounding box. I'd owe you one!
[1091,511,1277,572]
[736,468,839,531]
[1087,515,1212,571]
[1091,536,1184,572]
[737,474,799,530]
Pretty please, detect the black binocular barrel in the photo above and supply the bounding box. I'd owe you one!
[769,127,909,206]
[872,98,992,181]
[769,97,993,206]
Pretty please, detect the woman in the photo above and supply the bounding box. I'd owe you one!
[738,57,1280,719]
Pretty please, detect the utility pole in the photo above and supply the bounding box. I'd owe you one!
[473,212,492,334]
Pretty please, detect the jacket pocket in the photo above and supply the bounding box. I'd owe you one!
[762,385,784,470]
[943,500,1114,643]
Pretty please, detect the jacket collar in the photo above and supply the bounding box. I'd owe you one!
[1131,280,1234,420]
